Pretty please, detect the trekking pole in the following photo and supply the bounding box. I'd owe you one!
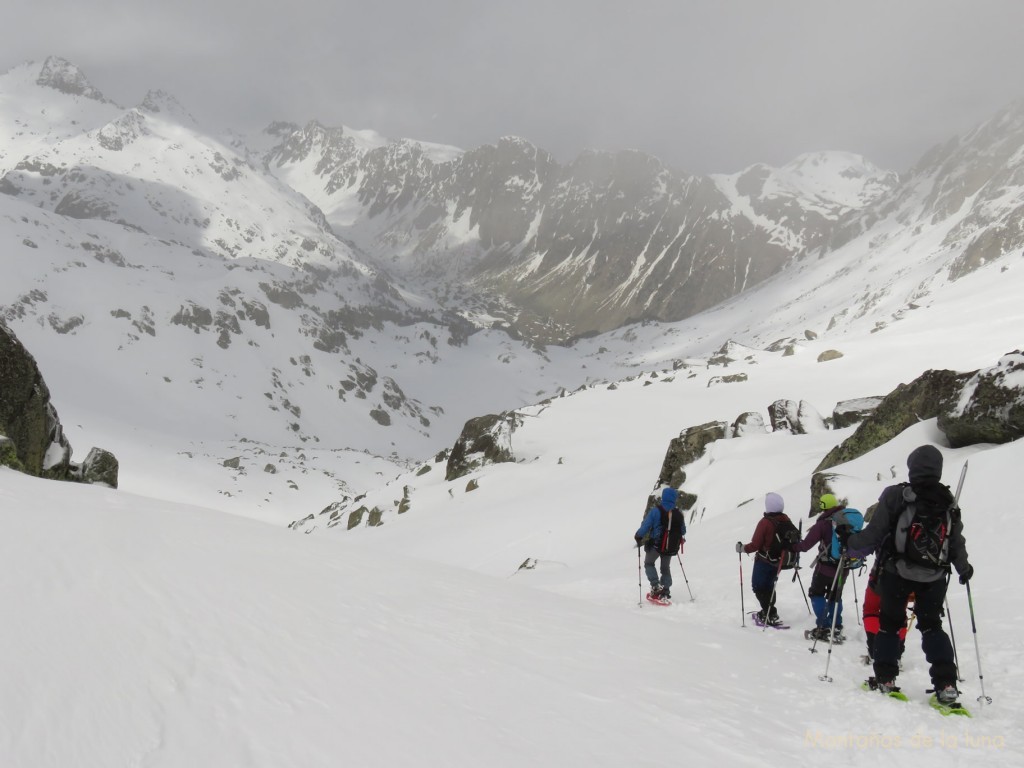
[676,554,695,601]
[739,551,746,627]
[791,521,812,615]
[793,566,813,615]
[851,568,862,627]
[819,554,847,682]
[763,556,786,632]
[637,544,643,606]
[965,581,992,705]
[943,573,964,682]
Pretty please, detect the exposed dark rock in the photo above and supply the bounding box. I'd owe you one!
[815,368,971,472]
[0,322,65,475]
[833,396,885,429]
[446,412,522,481]
[817,349,844,362]
[347,506,367,529]
[797,401,828,433]
[656,421,727,489]
[769,399,799,433]
[0,322,115,483]
[767,398,826,434]
[171,302,214,332]
[733,411,768,437]
[707,373,748,387]
[398,486,412,514]
[938,350,1024,447]
[808,473,838,518]
[369,408,391,426]
[79,447,119,488]
[0,435,23,471]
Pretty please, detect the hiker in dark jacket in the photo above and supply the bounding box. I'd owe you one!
[791,494,866,641]
[839,444,973,704]
[735,492,791,627]
[635,487,685,600]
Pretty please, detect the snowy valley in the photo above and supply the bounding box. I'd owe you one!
[1,56,1024,766]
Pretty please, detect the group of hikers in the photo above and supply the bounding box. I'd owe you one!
[635,444,976,708]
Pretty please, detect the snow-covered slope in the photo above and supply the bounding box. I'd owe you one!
[3,423,1020,766]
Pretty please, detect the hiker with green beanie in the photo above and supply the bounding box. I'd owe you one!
[790,493,865,643]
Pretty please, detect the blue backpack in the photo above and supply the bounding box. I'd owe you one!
[821,508,865,568]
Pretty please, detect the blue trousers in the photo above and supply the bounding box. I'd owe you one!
[644,546,673,589]
[809,567,847,630]
[751,558,780,617]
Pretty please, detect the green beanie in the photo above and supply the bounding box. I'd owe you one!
[819,493,839,511]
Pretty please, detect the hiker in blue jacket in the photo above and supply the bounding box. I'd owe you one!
[635,487,685,600]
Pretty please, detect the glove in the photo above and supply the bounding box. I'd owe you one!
[959,564,974,585]
[835,524,852,548]
[634,535,644,548]
[735,541,744,554]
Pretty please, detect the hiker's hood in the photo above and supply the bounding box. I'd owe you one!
[908,444,943,483]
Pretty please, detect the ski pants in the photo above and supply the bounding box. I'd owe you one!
[751,558,779,618]
[863,580,909,659]
[809,567,846,630]
[874,569,956,687]
[644,545,673,590]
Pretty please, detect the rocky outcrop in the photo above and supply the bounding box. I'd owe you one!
[78,447,119,487]
[768,399,827,434]
[938,350,1024,447]
[811,354,1024,511]
[0,322,67,476]
[445,412,522,481]
[655,421,728,490]
[815,369,971,472]
[36,56,109,102]
[733,412,768,437]
[0,322,118,485]
[833,397,885,429]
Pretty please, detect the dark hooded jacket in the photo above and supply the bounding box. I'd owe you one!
[846,445,969,583]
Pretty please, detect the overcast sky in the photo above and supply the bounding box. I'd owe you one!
[5,0,1024,175]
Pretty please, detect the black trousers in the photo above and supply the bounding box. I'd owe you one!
[873,567,956,688]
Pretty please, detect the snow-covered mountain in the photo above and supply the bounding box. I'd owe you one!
[3,55,1024,524]
[0,58,579,517]
[263,127,898,340]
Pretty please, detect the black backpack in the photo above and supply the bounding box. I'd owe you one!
[894,482,957,569]
[766,515,799,570]
[657,505,686,554]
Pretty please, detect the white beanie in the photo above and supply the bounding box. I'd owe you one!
[765,492,785,513]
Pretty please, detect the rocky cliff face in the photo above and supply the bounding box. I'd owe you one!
[0,321,117,485]
[265,130,897,341]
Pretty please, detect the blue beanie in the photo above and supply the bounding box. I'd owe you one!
[661,487,679,508]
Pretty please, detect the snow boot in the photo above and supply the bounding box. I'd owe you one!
[935,685,960,705]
